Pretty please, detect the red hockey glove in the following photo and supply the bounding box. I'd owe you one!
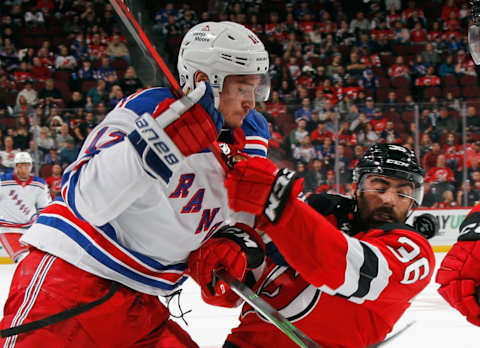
[225,157,302,223]
[187,224,264,308]
[154,82,223,156]
[436,240,480,326]
[128,82,223,183]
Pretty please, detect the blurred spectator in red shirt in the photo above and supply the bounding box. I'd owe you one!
[402,0,426,24]
[425,154,456,197]
[315,170,344,194]
[45,163,62,199]
[410,22,427,43]
[388,56,411,79]
[442,132,461,169]
[266,91,287,119]
[441,0,459,22]
[30,56,51,81]
[311,120,333,146]
[423,142,442,171]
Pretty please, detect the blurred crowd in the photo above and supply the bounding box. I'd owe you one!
[0,0,479,207]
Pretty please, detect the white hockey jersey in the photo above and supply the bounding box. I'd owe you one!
[0,173,51,229]
[22,87,270,296]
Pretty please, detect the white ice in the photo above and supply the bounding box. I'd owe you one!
[1,253,478,348]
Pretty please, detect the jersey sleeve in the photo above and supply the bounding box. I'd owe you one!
[60,88,173,226]
[35,177,52,211]
[241,109,270,158]
[262,198,435,305]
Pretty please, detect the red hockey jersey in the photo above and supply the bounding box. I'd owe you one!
[226,196,435,348]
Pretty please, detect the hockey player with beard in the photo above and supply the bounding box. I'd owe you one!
[0,22,270,347]
[190,144,436,347]
[435,0,480,327]
[0,152,51,263]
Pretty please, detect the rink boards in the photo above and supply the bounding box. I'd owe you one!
[0,208,471,263]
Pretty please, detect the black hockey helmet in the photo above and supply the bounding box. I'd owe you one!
[353,144,425,206]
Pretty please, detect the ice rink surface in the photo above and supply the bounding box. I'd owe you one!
[0,253,478,348]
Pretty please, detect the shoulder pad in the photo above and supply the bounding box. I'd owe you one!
[123,87,173,116]
[376,222,418,233]
[307,193,355,216]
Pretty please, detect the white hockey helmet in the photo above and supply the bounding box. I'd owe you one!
[177,21,270,104]
[14,152,33,165]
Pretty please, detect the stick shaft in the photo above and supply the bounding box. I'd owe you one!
[216,269,322,348]
[109,0,229,171]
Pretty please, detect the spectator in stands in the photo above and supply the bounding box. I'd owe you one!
[106,34,129,63]
[107,84,124,109]
[38,78,63,107]
[70,33,89,61]
[466,105,480,133]
[380,120,401,144]
[288,117,309,153]
[55,45,77,71]
[316,169,343,194]
[457,180,479,207]
[435,189,457,208]
[410,22,427,43]
[360,96,376,118]
[304,158,325,193]
[12,115,30,150]
[423,141,441,171]
[13,96,34,118]
[30,56,51,81]
[95,56,117,81]
[293,135,316,164]
[411,54,429,78]
[76,60,96,81]
[455,50,477,77]
[444,91,461,111]
[434,106,458,139]
[0,135,18,171]
[45,163,62,199]
[55,123,74,151]
[43,146,60,166]
[120,66,142,95]
[266,91,287,119]
[316,137,335,165]
[421,181,437,207]
[36,126,54,155]
[467,157,480,182]
[310,120,333,146]
[388,55,410,80]
[350,11,369,34]
[59,138,78,167]
[73,111,97,144]
[392,20,410,44]
[86,79,107,105]
[48,115,64,135]
[336,20,355,46]
[442,132,461,169]
[376,33,393,55]
[16,81,38,107]
[88,33,107,61]
[358,68,379,93]
[12,61,32,84]
[422,43,441,68]
[346,50,366,78]
[294,97,313,122]
[426,153,456,199]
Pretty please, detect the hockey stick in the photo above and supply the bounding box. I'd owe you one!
[109,0,229,171]
[215,269,322,348]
